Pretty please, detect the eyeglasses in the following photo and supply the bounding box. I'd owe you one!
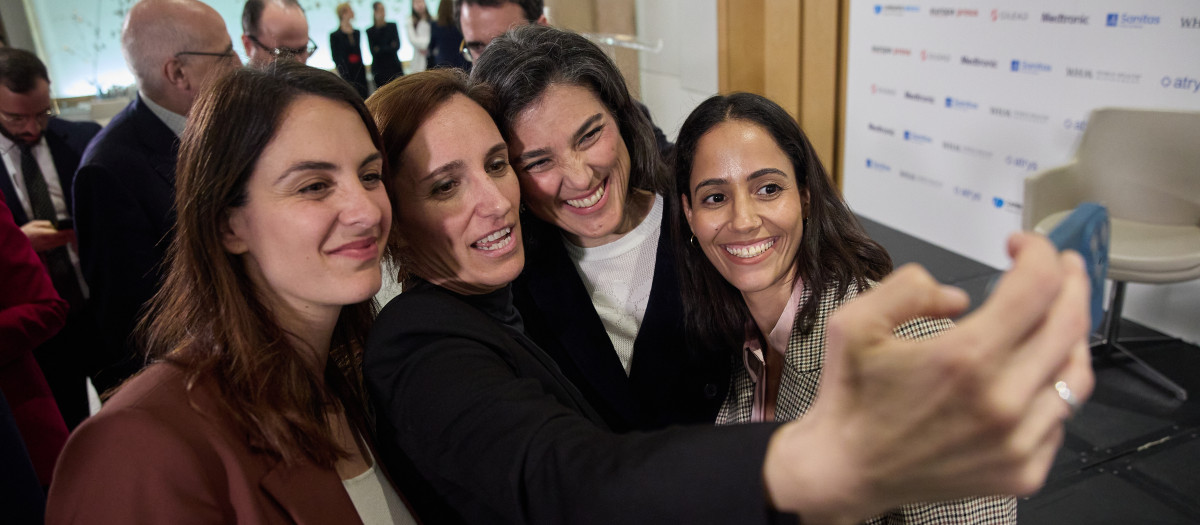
[247,35,319,60]
[459,40,486,63]
[175,48,239,61]
[0,109,54,128]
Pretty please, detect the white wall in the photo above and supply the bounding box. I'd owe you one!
[635,0,718,142]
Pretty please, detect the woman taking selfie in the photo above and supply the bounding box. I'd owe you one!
[469,24,727,432]
[674,92,1017,522]
[364,67,1094,524]
[48,63,416,524]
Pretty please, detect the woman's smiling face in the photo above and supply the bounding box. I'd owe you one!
[683,119,809,298]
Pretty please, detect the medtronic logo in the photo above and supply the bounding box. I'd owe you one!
[961,56,998,68]
[944,97,979,110]
[1011,60,1052,74]
[1107,13,1161,28]
[1161,76,1200,93]
[865,158,892,171]
[1042,13,1089,25]
[903,130,932,144]
[868,123,896,136]
[904,91,936,104]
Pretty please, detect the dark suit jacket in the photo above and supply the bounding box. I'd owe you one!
[73,94,179,393]
[365,280,785,524]
[0,118,101,226]
[511,210,729,433]
[0,191,69,487]
[47,362,375,524]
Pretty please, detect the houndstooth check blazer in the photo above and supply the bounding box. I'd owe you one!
[716,281,1018,524]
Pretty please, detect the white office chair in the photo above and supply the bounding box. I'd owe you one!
[1024,107,1200,401]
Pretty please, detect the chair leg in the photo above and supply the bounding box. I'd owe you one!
[1092,281,1189,401]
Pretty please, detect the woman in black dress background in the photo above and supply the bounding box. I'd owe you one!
[331,2,369,98]
[367,1,404,88]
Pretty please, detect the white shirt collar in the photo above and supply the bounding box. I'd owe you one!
[140,91,188,137]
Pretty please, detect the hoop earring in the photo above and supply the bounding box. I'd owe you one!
[689,234,697,247]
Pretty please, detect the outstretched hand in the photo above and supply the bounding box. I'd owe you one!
[764,232,1094,524]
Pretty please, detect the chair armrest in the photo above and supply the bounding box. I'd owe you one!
[1023,164,1083,230]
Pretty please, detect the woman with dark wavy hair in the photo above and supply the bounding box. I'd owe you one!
[47,62,416,524]
[468,23,728,434]
[674,92,1017,523]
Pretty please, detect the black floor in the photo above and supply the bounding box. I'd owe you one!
[859,216,1200,524]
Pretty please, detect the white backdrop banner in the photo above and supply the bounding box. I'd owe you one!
[843,0,1200,268]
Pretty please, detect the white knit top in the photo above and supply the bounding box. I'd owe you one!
[563,195,662,375]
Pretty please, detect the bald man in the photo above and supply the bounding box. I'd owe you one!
[73,0,240,394]
[241,0,313,67]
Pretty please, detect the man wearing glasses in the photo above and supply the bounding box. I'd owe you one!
[73,0,240,397]
[241,0,316,67]
[0,48,100,441]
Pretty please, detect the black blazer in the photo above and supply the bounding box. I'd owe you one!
[511,208,730,433]
[0,118,100,226]
[364,280,786,524]
[72,94,179,393]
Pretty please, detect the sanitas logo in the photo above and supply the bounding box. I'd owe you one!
[1011,59,1052,74]
[1161,75,1200,93]
[1107,13,1161,28]
[1042,13,1089,25]
[1184,16,1200,28]
[868,123,896,136]
[945,96,979,110]
[904,91,935,104]
[961,56,998,68]
[865,158,892,171]
[991,10,1029,22]
[903,130,933,143]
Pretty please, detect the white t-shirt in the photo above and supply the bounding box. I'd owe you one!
[563,195,662,375]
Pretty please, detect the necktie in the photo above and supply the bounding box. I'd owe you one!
[19,142,85,307]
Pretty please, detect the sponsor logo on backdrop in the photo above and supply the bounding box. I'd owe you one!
[990,105,1050,124]
[1106,13,1161,28]
[1068,66,1142,84]
[1005,155,1039,172]
[1042,13,1089,25]
[1011,59,1052,74]
[865,158,892,171]
[875,4,919,16]
[992,197,1023,214]
[871,84,898,96]
[942,140,993,158]
[871,45,912,56]
[992,10,1029,22]
[903,130,933,144]
[1161,75,1200,93]
[945,96,979,110]
[905,91,936,104]
[899,170,944,188]
[921,49,952,62]
[1063,118,1088,132]
[953,186,983,202]
[1184,17,1200,28]
[868,123,896,136]
[961,56,999,68]
[930,8,978,18]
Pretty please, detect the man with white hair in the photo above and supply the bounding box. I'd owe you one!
[73,0,239,395]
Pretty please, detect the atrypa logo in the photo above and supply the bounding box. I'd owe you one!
[1161,75,1200,93]
[1107,13,1160,28]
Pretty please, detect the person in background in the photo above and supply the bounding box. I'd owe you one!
[367,1,404,89]
[469,25,719,432]
[0,48,99,429]
[241,0,315,67]
[404,0,432,73]
[48,61,417,525]
[675,92,1019,523]
[0,190,68,492]
[428,0,468,70]
[331,2,369,99]
[73,0,240,396]
[363,68,1094,525]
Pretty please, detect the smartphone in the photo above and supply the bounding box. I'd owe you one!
[57,218,74,230]
[1045,202,1109,333]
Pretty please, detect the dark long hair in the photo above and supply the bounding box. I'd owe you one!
[139,62,385,468]
[468,24,666,197]
[673,93,891,351]
[366,68,493,279]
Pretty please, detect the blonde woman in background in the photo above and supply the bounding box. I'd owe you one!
[405,0,432,73]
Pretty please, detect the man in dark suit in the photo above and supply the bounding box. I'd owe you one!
[74,0,240,394]
[0,48,101,429]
